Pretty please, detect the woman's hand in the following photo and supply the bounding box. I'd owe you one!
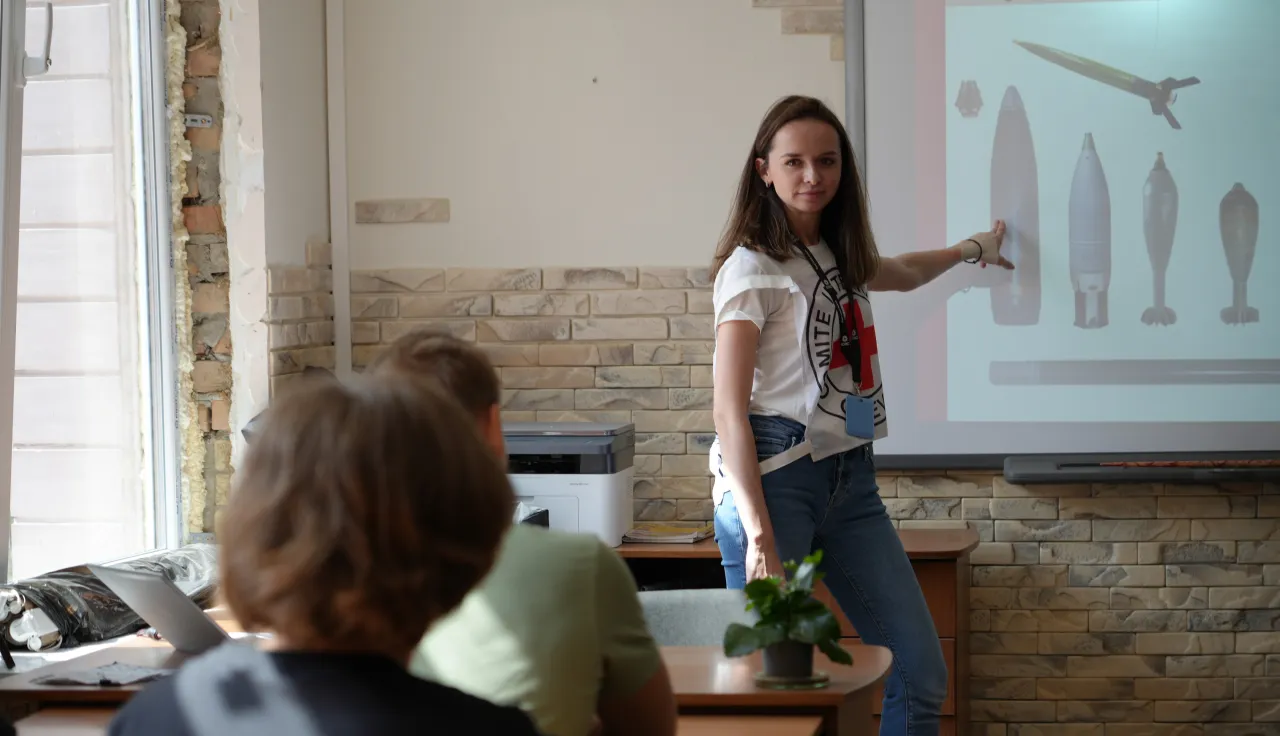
[967,219,1013,270]
[746,538,786,583]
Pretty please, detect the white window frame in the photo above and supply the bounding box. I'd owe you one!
[0,0,179,582]
[132,0,182,557]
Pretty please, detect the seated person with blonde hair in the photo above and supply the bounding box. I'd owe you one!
[108,374,542,736]
[369,330,677,736]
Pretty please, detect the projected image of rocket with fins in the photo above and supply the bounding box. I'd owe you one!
[1219,183,1260,325]
[1142,153,1179,326]
[1069,133,1110,329]
[1014,41,1200,129]
[988,86,1040,324]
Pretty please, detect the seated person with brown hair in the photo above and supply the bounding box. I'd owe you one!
[369,331,677,736]
[108,375,542,736]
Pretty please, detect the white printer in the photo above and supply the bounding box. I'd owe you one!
[503,421,634,547]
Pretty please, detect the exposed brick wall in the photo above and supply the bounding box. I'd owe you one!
[267,243,337,396]
[350,265,1280,729]
[173,0,231,536]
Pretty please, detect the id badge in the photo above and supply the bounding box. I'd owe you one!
[844,396,875,439]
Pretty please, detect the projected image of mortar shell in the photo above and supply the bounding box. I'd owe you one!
[989,85,1040,325]
[1068,133,1111,329]
[1142,152,1179,326]
[1219,182,1260,325]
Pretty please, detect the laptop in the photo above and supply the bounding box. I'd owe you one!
[87,564,230,655]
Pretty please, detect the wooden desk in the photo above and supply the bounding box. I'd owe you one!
[16,709,826,736]
[0,613,242,707]
[619,527,978,736]
[1,639,886,734]
[617,528,978,561]
[16,707,113,735]
[0,646,184,705]
[618,540,722,559]
[678,714,822,736]
[667,644,891,736]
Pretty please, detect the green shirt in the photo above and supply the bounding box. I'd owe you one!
[410,525,661,736]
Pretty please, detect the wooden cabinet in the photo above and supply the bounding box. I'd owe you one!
[620,528,977,736]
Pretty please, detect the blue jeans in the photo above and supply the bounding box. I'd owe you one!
[713,415,947,735]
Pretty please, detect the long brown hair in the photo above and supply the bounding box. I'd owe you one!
[710,95,880,288]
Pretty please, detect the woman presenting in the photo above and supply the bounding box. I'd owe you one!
[709,95,1009,734]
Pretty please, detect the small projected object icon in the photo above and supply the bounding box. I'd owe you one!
[955,80,983,118]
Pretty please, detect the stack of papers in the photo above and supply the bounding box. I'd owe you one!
[623,522,714,544]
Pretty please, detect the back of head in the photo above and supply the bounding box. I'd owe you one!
[219,374,513,653]
[242,368,337,443]
[367,330,500,418]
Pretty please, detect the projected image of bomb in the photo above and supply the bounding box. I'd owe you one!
[1069,133,1111,329]
[1219,182,1260,325]
[1013,40,1200,130]
[989,85,1040,324]
[1141,153,1179,326]
[955,80,983,118]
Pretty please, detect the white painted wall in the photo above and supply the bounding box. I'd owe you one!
[221,0,270,467]
[343,0,844,269]
[260,0,330,266]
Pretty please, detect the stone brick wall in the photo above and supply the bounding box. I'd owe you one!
[910,476,1280,732]
[350,265,1280,730]
[349,266,717,523]
[267,242,336,396]
[175,0,231,536]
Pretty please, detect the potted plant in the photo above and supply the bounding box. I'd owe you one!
[722,550,852,685]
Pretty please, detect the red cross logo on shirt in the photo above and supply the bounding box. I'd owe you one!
[827,300,878,391]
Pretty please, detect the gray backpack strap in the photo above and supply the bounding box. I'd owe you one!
[175,642,320,736]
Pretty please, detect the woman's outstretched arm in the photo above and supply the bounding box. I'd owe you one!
[870,220,1010,292]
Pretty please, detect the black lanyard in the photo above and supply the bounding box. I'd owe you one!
[795,244,862,386]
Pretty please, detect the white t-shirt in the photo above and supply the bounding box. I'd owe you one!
[709,244,887,501]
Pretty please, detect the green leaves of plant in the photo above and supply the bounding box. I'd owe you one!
[723,621,786,657]
[785,598,840,645]
[721,550,851,667]
[789,550,823,594]
[743,577,781,607]
[817,637,854,666]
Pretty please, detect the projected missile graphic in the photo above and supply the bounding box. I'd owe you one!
[1069,133,1111,329]
[1142,153,1179,326]
[1014,40,1200,129]
[989,86,1040,325]
[1219,182,1260,325]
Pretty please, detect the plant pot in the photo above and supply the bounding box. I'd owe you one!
[762,640,814,680]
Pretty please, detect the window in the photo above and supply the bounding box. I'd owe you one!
[0,0,175,581]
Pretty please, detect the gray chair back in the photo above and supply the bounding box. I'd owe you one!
[638,588,758,647]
